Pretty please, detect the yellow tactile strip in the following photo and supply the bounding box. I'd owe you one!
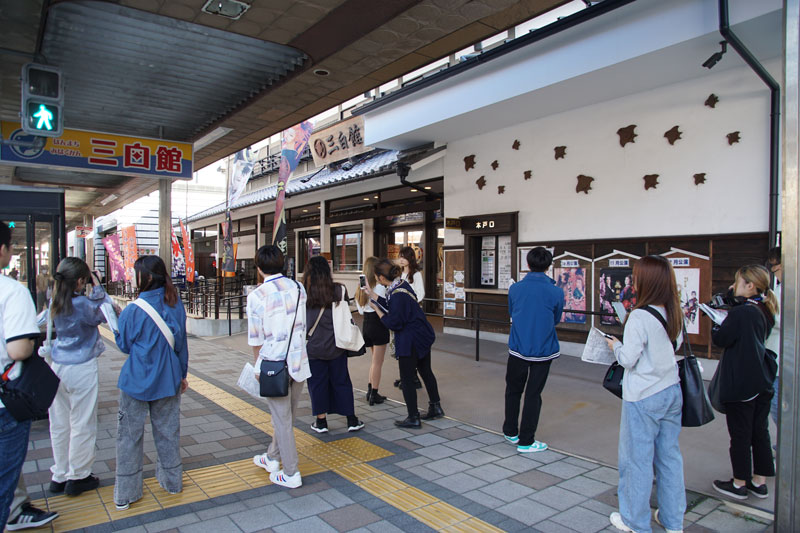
[58,329,501,532]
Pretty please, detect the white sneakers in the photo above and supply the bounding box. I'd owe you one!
[270,470,302,488]
[254,453,302,488]
[253,453,279,473]
[610,510,683,533]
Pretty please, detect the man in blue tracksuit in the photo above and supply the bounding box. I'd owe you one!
[503,247,563,453]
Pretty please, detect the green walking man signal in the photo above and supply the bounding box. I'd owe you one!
[21,63,64,137]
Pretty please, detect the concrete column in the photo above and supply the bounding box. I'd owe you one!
[159,179,172,275]
[320,200,329,254]
[363,219,374,259]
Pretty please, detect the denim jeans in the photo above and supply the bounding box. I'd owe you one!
[0,409,32,530]
[618,384,685,533]
[770,376,779,424]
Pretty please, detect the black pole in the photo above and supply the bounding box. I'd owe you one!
[475,306,480,362]
[718,0,781,247]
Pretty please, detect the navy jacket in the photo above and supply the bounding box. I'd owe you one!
[378,281,435,357]
[508,272,563,361]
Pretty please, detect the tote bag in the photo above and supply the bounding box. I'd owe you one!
[332,286,366,353]
[676,329,714,427]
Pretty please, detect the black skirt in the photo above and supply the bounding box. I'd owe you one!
[362,312,390,347]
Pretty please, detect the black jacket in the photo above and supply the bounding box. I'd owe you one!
[711,302,775,403]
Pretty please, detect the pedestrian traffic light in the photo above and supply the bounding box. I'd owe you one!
[21,63,63,137]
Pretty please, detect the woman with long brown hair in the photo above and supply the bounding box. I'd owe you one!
[604,256,685,533]
[710,264,777,501]
[355,257,389,405]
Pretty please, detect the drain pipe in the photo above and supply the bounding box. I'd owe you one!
[718,0,780,247]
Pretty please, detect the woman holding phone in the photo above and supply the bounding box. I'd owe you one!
[604,256,685,533]
[355,257,390,405]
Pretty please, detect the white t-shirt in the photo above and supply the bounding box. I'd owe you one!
[0,276,40,408]
[401,271,425,303]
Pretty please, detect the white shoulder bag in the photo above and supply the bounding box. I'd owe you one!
[331,286,365,352]
[131,298,175,350]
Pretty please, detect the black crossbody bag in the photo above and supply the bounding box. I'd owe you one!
[260,281,301,398]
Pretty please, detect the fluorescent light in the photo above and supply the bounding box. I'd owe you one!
[410,189,418,192]
[193,127,233,150]
[424,186,432,190]
[363,197,370,201]
[100,194,118,205]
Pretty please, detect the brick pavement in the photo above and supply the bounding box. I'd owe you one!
[14,331,773,532]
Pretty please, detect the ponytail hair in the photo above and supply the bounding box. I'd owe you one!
[736,264,779,317]
[134,255,178,306]
[51,257,91,317]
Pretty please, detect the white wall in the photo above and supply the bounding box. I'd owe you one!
[444,61,775,245]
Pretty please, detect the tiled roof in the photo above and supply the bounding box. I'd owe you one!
[187,150,399,223]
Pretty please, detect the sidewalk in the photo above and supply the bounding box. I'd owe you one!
[10,329,764,532]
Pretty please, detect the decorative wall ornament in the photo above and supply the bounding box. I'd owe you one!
[727,131,741,145]
[512,140,520,150]
[464,155,476,171]
[491,160,499,170]
[476,175,486,190]
[576,174,594,194]
[523,170,532,180]
[617,125,637,147]
[498,186,505,194]
[554,146,567,160]
[643,174,660,190]
[705,94,719,108]
[664,126,682,145]
[693,173,707,185]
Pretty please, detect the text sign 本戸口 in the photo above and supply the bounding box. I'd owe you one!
[308,115,368,167]
[0,122,193,179]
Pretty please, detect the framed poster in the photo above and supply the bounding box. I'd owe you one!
[443,249,466,318]
[592,250,641,333]
[518,245,555,277]
[498,235,512,290]
[661,248,712,348]
[553,252,592,331]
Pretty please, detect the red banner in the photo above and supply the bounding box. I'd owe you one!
[180,221,195,283]
[170,225,185,277]
[101,234,126,282]
[119,226,138,282]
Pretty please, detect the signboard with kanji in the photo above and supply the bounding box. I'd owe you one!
[75,226,92,238]
[0,121,193,179]
[308,115,368,167]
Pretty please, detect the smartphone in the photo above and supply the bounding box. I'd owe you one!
[602,333,615,340]
[359,274,367,288]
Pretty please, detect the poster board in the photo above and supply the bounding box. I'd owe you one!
[661,248,712,348]
[592,250,641,334]
[443,249,466,317]
[498,235,512,290]
[553,252,592,332]
[518,245,555,279]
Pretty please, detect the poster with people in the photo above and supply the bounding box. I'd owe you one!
[554,267,587,324]
[674,267,700,335]
[598,268,635,326]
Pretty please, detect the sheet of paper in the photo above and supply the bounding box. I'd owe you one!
[698,303,728,325]
[454,288,465,300]
[101,301,119,333]
[237,362,261,399]
[612,301,627,324]
[444,282,456,295]
[581,327,618,365]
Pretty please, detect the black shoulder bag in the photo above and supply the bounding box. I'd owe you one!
[0,353,60,421]
[259,281,301,398]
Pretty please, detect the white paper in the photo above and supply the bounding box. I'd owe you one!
[698,303,728,325]
[101,299,119,333]
[444,300,456,311]
[498,235,512,290]
[612,301,628,324]
[444,282,456,295]
[453,270,465,283]
[481,236,496,250]
[454,288,466,300]
[237,362,262,399]
[581,328,618,365]
[481,250,496,285]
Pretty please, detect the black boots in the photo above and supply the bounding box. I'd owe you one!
[420,402,444,421]
[366,383,372,402]
[366,383,386,405]
[394,415,421,428]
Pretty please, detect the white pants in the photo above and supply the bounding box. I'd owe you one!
[49,358,99,482]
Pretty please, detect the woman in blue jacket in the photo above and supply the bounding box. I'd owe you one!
[113,255,188,510]
[367,259,442,428]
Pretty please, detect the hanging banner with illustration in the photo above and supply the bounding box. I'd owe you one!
[228,148,255,206]
[272,121,314,255]
[101,234,126,282]
[180,221,195,283]
[119,226,138,282]
[170,225,185,278]
[221,211,235,275]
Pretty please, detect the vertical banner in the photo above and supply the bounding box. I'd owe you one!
[119,226,138,282]
[221,210,235,276]
[228,148,255,206]
[180,221,195,283]
[170,225,186,278]
[102,234,126,282]
[272,121,314,255]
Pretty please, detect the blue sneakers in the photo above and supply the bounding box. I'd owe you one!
[517,441,548,453]
[504,434,519,444]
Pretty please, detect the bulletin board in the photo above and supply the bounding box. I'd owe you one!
[443,249,466,317]
[661,248,712,349]
[553,252,592,332]
[592,250,641,335]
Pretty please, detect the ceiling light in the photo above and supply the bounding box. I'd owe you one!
[424,186,432,190]
[373,195,378,199]
[314,69,330,77]
[410,189,418,192]
[302,209,308,213]
[193,126,233,150]
[100,194,118,205]
[363,197,370,201]
[201,0,250,19]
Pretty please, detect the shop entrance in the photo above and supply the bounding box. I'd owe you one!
[0,186,67,308]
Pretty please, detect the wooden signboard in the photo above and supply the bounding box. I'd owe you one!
[661,248,712,350]
[553,252,592,332]
[443,249,465,318]
[592,250,641,335]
